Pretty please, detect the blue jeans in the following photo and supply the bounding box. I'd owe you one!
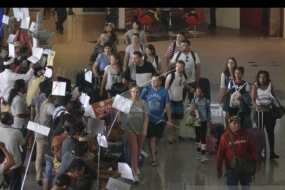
[44,154,54,179]
[226,170,252,190]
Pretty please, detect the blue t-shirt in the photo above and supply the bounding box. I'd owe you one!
[96,52,110,72]
[140,86,171,123]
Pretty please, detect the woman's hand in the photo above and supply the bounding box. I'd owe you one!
[142,129,147,137]
[255,105,263,111]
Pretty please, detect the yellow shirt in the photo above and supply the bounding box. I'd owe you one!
[26,76,44,106]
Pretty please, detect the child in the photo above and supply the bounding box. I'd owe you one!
[185,102,200,128]
[191,86,213,162]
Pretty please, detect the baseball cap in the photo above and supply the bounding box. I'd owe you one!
[228,115,241,123]
[100,33,109,41]
[55,173,71,187]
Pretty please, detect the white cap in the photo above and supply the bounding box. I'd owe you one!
[3,57,15,65]
[100,33,109,41]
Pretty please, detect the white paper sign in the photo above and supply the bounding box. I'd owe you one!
[84,69,92,83]
[32,37,37,48]
[43,49,50,55]
[79,93,90,109]
[20,8,29,19]
[8,44,15,58]
[32,47,43,59]
[118,162,134,180]
[27,121,50,136]
[20,17,30,29]
[44,67,53,78]
[13,8,20,21]
[97,133,108,148]
[7,34,16,44]
[2,15,9,25]
[112,94,132,114]
[29,22,36,32]
[52,81,66,96]
[106,177,131,190]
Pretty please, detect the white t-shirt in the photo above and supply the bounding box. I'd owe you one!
[104,65,123,90]
[142,56,161,73]
[166,72,186,101]
[171,51,200,83]
[125,44,144,66]
[255,82,273,106]
[0,127,25,169]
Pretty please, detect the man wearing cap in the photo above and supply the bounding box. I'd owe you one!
[89,33,109,66]
[216,115,260,189]
[0,56,35,111]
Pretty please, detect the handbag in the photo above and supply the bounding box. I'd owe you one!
[229,134,256,176]
[110,82,129,96]
[106,122,123,142]
[271,97,285,120]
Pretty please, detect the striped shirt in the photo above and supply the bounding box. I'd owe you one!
[165,41,181,58]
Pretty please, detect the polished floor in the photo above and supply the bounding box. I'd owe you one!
[2,10,285,190]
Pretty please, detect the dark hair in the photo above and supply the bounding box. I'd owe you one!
[0,149,4,158]
[8,79,26,104]
[223,57,237,77]
[181,39,191,46]
[34,66,43,77]
[132,20,142,31]
[176,60,185,67]
[39,80,51,94]
[70,122,85,136]
[196,86,208,97]
[255,70,271,87]
[144,44,157,56]
[132,32,140,39]
[0,112,13,125]
[77,175,93,190]
[67,158,85,173]
[44,86,52,98]
[66,100,82,113]
[19,46,29,55]
[55,173,71,187]
[177,31,185,37]
[63,117,76,133]
[58,113,74,129]
[73,141,89,157]
[104,23,116,38]
[70,109,84,119]
[129,82,140,92]
[152,73,162,81]
[133,51,143,58]
[111,53,123,76]
[57,95,72,107]
[235,66,244,75]
[103,42,111,48]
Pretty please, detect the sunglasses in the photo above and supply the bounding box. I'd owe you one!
[179,78,182,86]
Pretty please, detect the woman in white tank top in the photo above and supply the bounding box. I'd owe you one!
[251,70,279,160]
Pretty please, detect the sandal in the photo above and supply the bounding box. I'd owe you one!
[150,161,157,166]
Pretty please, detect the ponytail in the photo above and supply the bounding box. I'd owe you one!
[8,79,26,105]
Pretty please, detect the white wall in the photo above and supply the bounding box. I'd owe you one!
[202,8,240,29]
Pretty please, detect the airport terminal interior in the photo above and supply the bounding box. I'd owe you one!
[1,7,285,190]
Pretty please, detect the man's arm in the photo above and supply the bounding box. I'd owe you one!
[0,142,15,173]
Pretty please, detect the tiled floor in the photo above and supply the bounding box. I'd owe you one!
[2,10,285,190]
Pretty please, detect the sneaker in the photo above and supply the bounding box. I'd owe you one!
[200,155,209,163]
[196,154,201,160]
[133,175,139,184]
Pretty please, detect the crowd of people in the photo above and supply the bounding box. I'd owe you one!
[0,13,281,190]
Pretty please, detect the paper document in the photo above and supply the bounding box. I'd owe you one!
[106,177,131,190]
[79,93,90,109]
[44,67,53,78]
[28,47,43,63]
[112,94,132,114]
[20,17,30,29]
[47,50,55,66]
[13,8,20,21]
[118,162,133,180]
[27,121,50,136]
[97,134,108,148]
[8,44,15,58]
[29,22,36,32]
[2,15,9,25]
[52,81,66,96]
[32,38,37,48]
[20,8,29,19]
[7,34,16,44]
[84,69,92,83]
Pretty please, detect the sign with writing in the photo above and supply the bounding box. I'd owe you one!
[92,99,115,118]
[124,8,133,29]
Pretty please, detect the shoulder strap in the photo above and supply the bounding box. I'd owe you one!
[190,50,196,63]
[145,86,149,101]
[175,51,182,63]
[169,72,175,87]
[143,56,147,62]
[229,134,236,154]
[155,56,158,65]
[170,41,176,59]
[140,44,143,52]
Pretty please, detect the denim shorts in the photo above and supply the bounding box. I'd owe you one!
[44,154,54,179]
[171,100,184,119]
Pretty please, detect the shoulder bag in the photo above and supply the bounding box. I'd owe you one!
[229,134,256,176]
[271,96,285,120]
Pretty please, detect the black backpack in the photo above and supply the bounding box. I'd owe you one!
[143,55,159,66]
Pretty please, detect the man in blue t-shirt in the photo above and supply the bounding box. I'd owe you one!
[140,73,171,167]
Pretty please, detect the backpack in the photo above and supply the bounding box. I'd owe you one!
[143,55,159,69]
[106,122,123,142]
[170,41,177,59]
[229,81,247,108]
[167,70,188,88]
[51,134,68,175]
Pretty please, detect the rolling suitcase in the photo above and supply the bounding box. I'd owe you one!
[205,133,216,153]
[178,102,196,140]
[100,140,125,162]
[76,70,94,93]
[124,137,145,166]
[210,104,225,151]
[246,111,267,165]
[89,77,104,104]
